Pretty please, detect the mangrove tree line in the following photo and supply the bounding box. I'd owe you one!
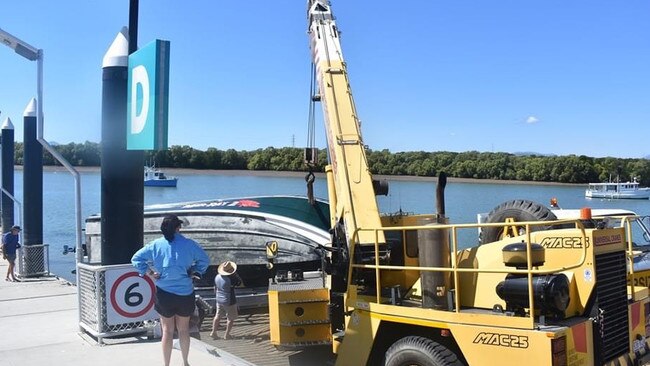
[12,141,650,186]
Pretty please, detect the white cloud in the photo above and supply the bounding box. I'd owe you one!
[526,116,539,124]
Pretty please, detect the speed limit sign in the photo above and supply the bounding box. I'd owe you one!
[105,266,158,325]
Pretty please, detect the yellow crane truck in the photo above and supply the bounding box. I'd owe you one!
[268,2,650,365]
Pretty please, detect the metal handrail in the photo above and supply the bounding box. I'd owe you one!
[0,187,22,227]
[348,218,590,329]
[619,214,649,301]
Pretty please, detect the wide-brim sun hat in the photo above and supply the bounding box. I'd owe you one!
[218,261,237,276]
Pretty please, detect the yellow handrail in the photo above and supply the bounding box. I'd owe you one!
[346,217,590,329]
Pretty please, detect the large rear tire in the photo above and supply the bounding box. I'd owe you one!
[384,336,463,366]
[480,199,559,245]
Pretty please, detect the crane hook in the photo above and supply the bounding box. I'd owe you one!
[305,170,315,205]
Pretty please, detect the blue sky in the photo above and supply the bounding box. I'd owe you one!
[1,1,649,158]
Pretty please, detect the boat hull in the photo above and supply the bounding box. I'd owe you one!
[144,178,178,187]
[585,190,650,199]
[84,196,331,287]
[144,166,178,187]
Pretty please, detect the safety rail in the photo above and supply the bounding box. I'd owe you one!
[350,217,590,330]
[618,214,650,302]
[16,244,49,278]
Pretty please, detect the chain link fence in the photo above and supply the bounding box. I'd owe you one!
[78,263,155,344]
[17,244,49,278]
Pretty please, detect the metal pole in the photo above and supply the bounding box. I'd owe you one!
[0,188,21,229]
[128,0,145,259]
[129,0,139,54]
[34,54,83,270]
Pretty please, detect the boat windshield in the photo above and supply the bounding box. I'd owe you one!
[631,216,650,247]
[604,215,650,249]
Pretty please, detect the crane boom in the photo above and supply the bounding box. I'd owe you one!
[307,0,384,249]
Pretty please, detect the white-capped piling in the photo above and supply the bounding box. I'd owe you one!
[23,99,44,250]
[100,27,144,265]
[1,118,15,232]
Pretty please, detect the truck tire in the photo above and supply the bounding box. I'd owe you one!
[384,336,463,366]
[480,199,559,244]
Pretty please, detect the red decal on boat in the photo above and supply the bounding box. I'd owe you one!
[237,200,260,208]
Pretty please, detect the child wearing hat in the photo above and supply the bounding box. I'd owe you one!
[210,260,241,339]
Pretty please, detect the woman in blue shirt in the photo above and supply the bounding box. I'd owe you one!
[132,214,209,366]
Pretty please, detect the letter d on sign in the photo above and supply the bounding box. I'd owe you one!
[130,65,149,134]
[127,39,170,151]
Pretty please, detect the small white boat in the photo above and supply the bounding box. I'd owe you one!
[585,177,650,199]
[144,166,178,187]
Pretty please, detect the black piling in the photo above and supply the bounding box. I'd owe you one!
[1,118,15,233]
[129,0,139,55]
[23,99,43,248]
[100,28,144,265]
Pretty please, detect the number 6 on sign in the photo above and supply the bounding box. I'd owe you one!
[124,282,144,307]
[105,266,159,326]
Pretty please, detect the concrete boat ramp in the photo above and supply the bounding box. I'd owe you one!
[0,260,247,366]
[197,311,335,366]
[0,260,334,366]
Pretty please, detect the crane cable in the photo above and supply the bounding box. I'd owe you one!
[306,62,318,205]
[308,63,317,155]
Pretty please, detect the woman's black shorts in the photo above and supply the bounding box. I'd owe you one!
[154,287,195,318]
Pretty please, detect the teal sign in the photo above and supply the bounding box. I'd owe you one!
[127,39,170,150]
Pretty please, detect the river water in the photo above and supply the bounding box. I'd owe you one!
[10,169,650,283]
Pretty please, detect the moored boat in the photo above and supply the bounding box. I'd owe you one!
[144,166,178,187]
[585,177,650,199]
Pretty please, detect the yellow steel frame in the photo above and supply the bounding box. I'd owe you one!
[331,216,649,365]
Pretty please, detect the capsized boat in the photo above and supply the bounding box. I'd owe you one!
[585,177,650,199]
[84,195,330,287]
[144,166,178,187]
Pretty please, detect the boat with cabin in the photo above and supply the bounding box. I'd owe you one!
[585,177,650,199]
[144,165,178,187]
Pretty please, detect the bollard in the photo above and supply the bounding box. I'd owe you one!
[100,27,144,265]
[1,118,15,233]
[22,99,46,276]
